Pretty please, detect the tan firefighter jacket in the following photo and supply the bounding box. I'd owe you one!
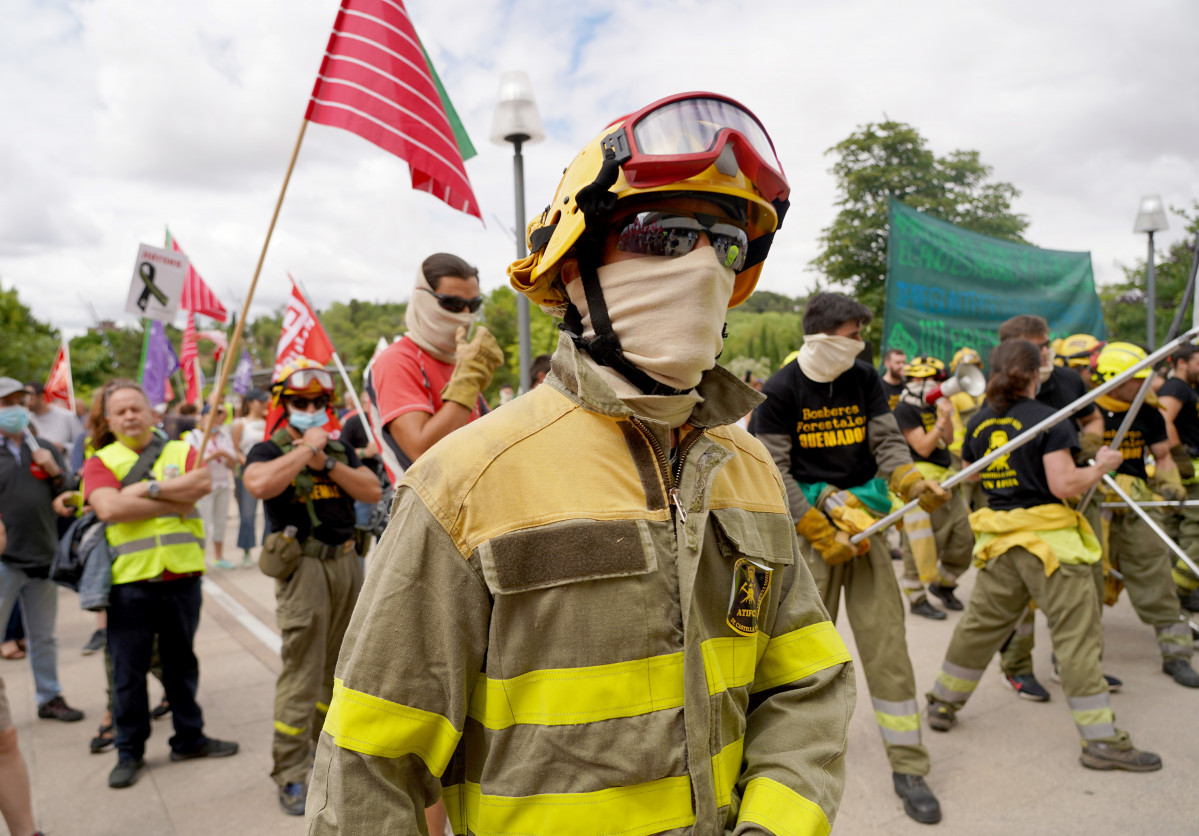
[307,334,855,836]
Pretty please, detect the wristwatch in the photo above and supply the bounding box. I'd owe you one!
[322,457,337,473]
[147,481,161,499]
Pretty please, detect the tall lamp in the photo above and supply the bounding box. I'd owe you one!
[490,71,546,393]
[1133,194,1169,350]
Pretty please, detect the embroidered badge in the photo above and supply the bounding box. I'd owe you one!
[163,464,181,479]
[727,557,773,636]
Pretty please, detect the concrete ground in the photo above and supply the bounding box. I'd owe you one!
[3,500,1197,835]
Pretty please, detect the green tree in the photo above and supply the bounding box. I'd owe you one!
[0,284,60,382]
[811,120,1029,345]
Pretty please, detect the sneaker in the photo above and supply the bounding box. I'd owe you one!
[1163,658,1199,688]
[928,582,964,611]
[892,773,941,824]
[1104,673,1123,692]
[241,551,254,568]
[38,695,84,722]
[213,559,235,570]
[910,599,947,620]
[108,757,145,788]
[170,737,239,761]
[151,697,171,720]
[1079,740,1162,772]
[890,548,903,561]
[90,722,116,754]
[82,628,107,655]
[279,781,307,816]
[1003,673,1050,702]
[927,701,957,732]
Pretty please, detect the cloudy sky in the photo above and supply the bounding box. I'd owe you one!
[2,0,1197,337]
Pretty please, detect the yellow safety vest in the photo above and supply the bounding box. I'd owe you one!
[95,440,206,585]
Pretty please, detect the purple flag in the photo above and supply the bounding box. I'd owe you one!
[140,320,180,408]
[232,349,254,395]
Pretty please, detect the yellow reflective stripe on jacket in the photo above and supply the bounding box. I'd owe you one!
[444,776,695,836]
[468,653,686,729]
[701,635,764,695]
[739,776,830,836]
[712,737,744,808]
[752,622,851,693]
[323,678,460,777]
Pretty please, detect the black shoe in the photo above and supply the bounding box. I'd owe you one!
[108,757,144,788]
[1079,741,1162,772]
[279,781,307,816]
[910,599,947,620]
[928,582,964,611]
[1179,588,1199,613]
[90,722,116,754]
[38,695,84,722]
[150,697,171,720]
[170,737,239,761]
[1163,658,1199,688]
[82,628,106,655]
[1003,673,1050,702]
[890,548,903,561]
[1104,674,1123,693]
[892,773,942,824]
[927,701,957,732]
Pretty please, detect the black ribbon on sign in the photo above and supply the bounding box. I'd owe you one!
[136,261,169,310]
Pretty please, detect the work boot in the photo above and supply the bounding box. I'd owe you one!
[279,781,307,816]
[928,582,964,611]
[892,773,942,824]
[1179,588,1199,613]
[926,701,956,732]
[170,737,239,761]
[910,599,947,620]
[1003,673,1050,702]
[108,757,145,788]
[1163,658,1199,688]
[1104,674,1123,693]
[38,695,84,722]
[1079,741,1162,772]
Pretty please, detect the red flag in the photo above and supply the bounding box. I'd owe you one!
[168,229,229,323]
[181,312,202,405]
[274,278,335,377]
[305,0,482,220]
[44,341,75,413]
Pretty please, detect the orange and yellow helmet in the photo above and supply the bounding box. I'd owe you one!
[270,357,335,408]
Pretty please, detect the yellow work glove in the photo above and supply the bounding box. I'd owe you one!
[890,462,950,513]
[441,325,505,409]
[1153,465,1187,502]
[796,508,865,566]
[1077,432,1104,465]
[1169,444,1195,481]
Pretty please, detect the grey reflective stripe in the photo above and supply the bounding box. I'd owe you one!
[900,578,926,593]
[906,526,934,542]
[878,726,922,745]
[1076,720,1117,740]
[872,697,918,717]
[940,567,960,585]
[931,660,983,703]
[942,660,984,682]
[1066,693,1110,713]
[1155,621,1191,640]
[112,532,204,556]
[113,536,159,556]
[160,532,203,548]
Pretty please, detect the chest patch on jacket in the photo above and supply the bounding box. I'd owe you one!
[727,557,772,636]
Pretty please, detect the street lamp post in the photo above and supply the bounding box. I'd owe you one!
[491,71,545,394]
[1134,195,1169,350]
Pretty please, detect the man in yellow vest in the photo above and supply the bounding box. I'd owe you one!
[83,380,239,789]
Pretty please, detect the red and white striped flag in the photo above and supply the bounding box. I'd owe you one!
[181,312,202,405]
[44,341,75,413]
[167,228,229,323]
[274,278,335,377]
[305,0,482,220]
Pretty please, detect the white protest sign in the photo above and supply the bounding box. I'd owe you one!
[125,243,187,322]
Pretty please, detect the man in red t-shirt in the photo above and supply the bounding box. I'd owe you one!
[372,253,504,471]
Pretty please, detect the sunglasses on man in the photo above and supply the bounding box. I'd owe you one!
[288,395,329,411]
[419,287,483,314]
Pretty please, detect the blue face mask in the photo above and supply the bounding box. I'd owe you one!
[288,408,326,433]
[0,406,31,435]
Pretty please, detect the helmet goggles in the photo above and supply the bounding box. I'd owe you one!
[281,368,335,395]
[615,209,748,271]
[613,94,788,206]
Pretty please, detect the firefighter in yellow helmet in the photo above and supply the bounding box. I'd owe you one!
[1059,334,1105,388]
[893,356,975,620]
[243,358,381,815]
[1090,342,1199,687]
[308,93,854,834]
[1156,342,1199,611]
[948,347,987,509]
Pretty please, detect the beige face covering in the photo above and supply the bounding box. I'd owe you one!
[404,266,475,364]
[1039,348,1056,384]
[797,334,865,382]
[565,246,736,393]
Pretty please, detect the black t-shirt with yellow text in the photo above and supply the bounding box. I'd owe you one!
[894,401,952,468]
[1158,377,1199,454]
[1099,402,1166,481]
[754,359,891,489]
[246,439,364,544]
[963,398,1076,511]
[880,378,904,412]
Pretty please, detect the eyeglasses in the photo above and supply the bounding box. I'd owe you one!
[419,288,483,314]
[287,395,329,412]
[614,210,749,270]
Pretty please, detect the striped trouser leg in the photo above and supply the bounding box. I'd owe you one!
[936,496,975,587]
[1156,619,1194,662]
[1173,557,1199,593]
[872,697,921,748]
[903,507,939,584]
[929,660,984,708]
[1065,692,1120,742]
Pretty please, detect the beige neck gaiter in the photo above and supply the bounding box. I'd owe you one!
[797,334,865,382]
[565,246,736,403]
[405,266,474,364]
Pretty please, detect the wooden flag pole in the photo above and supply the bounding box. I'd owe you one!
[196,119,309,458]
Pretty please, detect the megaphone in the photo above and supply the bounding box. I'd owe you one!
[925,364,986,404]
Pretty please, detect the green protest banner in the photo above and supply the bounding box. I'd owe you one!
[882,199,1105,365]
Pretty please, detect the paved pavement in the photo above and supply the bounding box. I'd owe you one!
[3,506,1197,835]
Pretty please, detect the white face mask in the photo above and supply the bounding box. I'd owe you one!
[797,334,865,383]
[565,246,736,392]
[405,266,476,363]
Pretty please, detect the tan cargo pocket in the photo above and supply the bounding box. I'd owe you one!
[710,507,794,565]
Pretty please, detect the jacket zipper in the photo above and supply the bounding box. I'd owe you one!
[630,417,704,523]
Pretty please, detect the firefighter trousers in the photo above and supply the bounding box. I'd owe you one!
[800,531,930,776]
[1157,478,1199,595]
[271,545,363,787]
[899,492,974,604]
[929,547,1130,748]
[1108,512,1194,661]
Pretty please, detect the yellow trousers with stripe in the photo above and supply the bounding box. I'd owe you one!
[272,547,362,787]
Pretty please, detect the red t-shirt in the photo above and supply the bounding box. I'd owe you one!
[82,442,199,500]
[374,336,485,427]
